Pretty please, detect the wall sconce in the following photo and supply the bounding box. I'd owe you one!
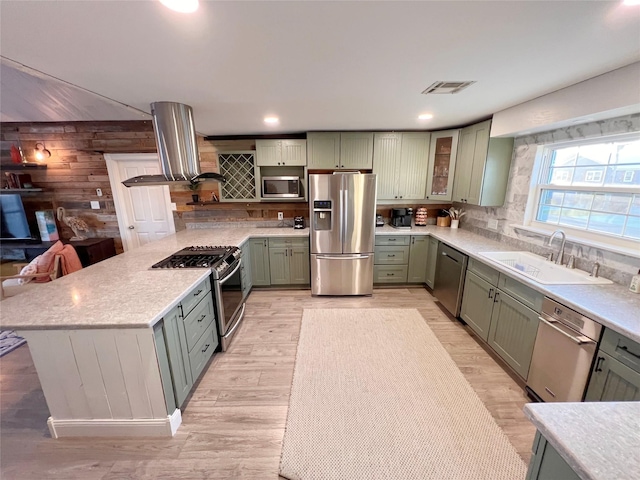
[34,142,51,161]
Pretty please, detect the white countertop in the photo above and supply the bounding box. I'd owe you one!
[376,225,640,344]
[524,402,640,480]
[1,224,639,343]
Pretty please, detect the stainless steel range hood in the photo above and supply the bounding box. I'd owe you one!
[122,102,226,187]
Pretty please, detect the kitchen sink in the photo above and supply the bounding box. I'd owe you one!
[478,251,613,285]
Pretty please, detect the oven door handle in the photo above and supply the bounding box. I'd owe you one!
[224,302,246,338]
[538,316,595,345]
[219,259,242,285]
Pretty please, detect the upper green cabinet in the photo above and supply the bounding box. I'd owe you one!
[307,132,373,170]
[452,119,514,206]
[256,139,307,166]
[425,130,459,201]
[373,132,431,200]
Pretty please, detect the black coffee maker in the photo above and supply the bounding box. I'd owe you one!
[391,208,412,228]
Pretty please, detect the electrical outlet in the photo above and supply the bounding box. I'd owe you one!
[90,201,100,210]
[278,212,284,220]
[487,219,499,230]
[170,202,177,211]
[96,188,103,197]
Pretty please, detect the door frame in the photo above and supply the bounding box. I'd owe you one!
[105,153,176,252]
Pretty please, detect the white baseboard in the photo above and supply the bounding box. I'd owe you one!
[47,409,182,438]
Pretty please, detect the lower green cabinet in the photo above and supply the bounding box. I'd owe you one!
[585,328,640,402]
[460,271,495,341]
[268,242,310,285]
[249,238,271,286]
[425,237,439,289]
[526,432,581,480]
[154,281,218,410]
[487,290,539,380]
[407,236,429,283]
[460,258,541,381]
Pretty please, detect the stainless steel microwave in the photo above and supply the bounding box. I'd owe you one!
[262,176,302,198]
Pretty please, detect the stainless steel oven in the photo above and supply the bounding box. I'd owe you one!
[214,256,246,351]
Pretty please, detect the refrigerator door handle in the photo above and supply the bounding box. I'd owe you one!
[316,254,372,260]
[341,186,347,251]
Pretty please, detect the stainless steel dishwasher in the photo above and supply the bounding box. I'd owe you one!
[527,297,601,402]
[433,243,468,317]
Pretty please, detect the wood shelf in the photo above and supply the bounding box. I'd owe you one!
[186,201,221,206]
[1,188,43,193]
[0,163,47,170]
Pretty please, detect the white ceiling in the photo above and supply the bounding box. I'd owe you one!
[1,1,639,135]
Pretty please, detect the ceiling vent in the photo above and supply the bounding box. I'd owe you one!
[421,81,476,95]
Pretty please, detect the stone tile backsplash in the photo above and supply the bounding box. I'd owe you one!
[457,113,640,287]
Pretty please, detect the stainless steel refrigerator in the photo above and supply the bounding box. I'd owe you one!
[309,173,377,295]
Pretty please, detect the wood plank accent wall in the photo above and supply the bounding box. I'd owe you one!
[1,121,157,253]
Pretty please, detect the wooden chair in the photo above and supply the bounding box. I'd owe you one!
[0,255,62,299]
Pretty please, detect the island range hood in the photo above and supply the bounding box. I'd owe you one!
[122,102,226,187]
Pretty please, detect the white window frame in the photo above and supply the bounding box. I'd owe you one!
[523,132,640,255]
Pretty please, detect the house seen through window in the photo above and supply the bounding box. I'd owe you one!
[528,133,640,250]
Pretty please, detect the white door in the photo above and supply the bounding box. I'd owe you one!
[105,153,175,252]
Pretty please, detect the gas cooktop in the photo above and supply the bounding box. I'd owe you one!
[151,245,241,277]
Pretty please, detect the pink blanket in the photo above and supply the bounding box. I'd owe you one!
[35,241,83,282]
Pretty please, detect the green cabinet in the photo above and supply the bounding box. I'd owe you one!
[452,119,514,206]
[584,328,640,402]
[249,238,271,286]
[162,304,192,408]
[307,132,373,170]
[373,235,413,284]
[460,257,541,380]
[425,130,459,201]
[407,236,429,283]
[425,237,439,289]
[526,432,581,480]
[373,132,431,200]
[255,139,306,166]
[268,237,310,285]
[488,290,540,379]
[460,271,495,341]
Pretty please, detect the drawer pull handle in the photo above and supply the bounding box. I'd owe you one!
[493,291,500,303]
[388,239,397,241]
[488,288,494,299]
[620,345,640,360]
[594,356,605,372]
[202,343,210,353]
[388,254,396,257]
[194,289,203,297]
[197,314,206,323]
[386,273,395,276]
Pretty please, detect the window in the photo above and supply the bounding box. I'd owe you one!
[528,133,640,249]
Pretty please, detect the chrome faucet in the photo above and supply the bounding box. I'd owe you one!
[547,230,566,265]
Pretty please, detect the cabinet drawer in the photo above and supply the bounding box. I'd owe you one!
[374,265,408,283]
[468,258,500,286]
[189,325,217,384]
[375,235,411,246]
[183,294,215,352]
[181,277,212,317]
[498,274,543,312]
[374,246,410,265]
[268,237,309,248]
[600,328,640,373]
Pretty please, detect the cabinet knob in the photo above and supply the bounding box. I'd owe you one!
[399,196,403,199]
[335,165,339,168]
[395,196,398,199]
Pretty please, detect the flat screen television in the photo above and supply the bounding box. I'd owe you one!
[0,194,38,242]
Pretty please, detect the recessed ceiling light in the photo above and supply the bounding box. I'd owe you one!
[264,116,280,125]
[418,113,434,120]
[623,0,640,6]
[159,0,199,13]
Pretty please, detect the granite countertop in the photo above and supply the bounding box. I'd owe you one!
[1,224,639,343]
[0,227,309,331]
[376,224,640,344]
[524,402,640,480]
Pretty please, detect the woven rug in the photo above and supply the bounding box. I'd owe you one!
[279,308,527,480]
[0,330,26,358]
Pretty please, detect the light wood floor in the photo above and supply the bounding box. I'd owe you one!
[0,288,535,479]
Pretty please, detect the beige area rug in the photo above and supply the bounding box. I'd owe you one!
[279,308,527,480]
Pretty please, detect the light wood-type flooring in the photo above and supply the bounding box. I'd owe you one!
[0,288,536,479]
